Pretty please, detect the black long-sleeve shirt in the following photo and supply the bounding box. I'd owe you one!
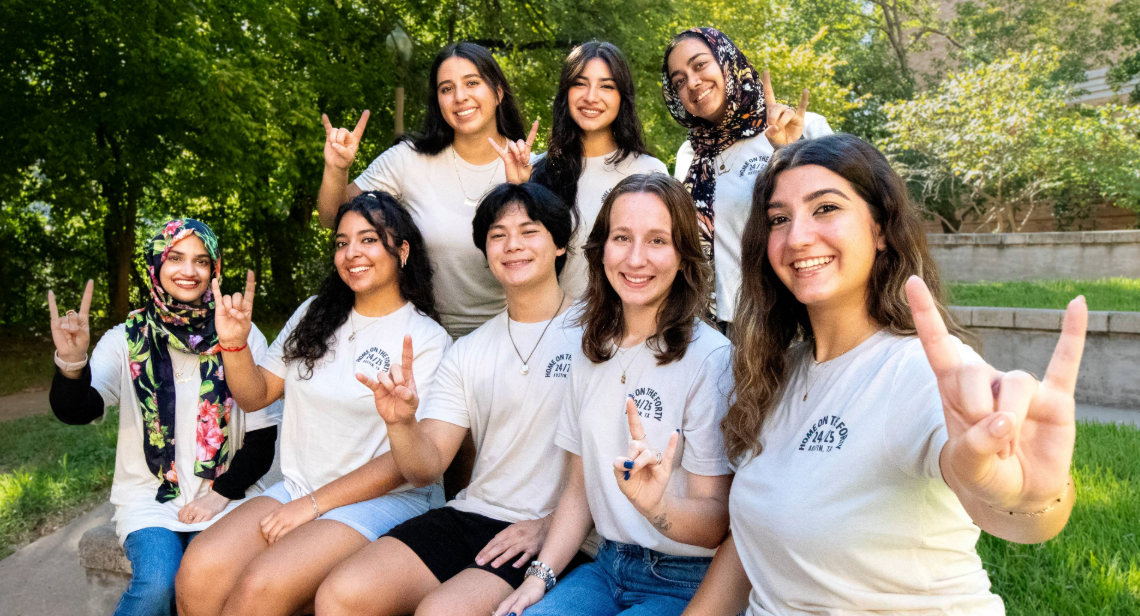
[50,366,277,500]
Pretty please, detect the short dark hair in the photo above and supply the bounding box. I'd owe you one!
[412,42,527,155]
[472,182,575,277]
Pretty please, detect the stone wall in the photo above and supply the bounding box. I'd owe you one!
[929,230,1140,282]
[949,306,1140,408]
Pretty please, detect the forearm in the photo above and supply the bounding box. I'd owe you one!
[682,533,751,616]
[952,472,1074,544]
[641,493,729,549]
[220,348,274,411]
[310,451,406,513]
[49,365,105,425]
[318,166,351,229]
[212,426,277,500]
[535,461,594,575]
[386,421,450,487]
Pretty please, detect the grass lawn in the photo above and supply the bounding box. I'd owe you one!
[0,334,59,397]
[0,409,118,559]
[948,278,1140,312]
[978,420,1140,614]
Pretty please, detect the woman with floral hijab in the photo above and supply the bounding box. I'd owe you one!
[48,218,282,616]
[662,27,833,327]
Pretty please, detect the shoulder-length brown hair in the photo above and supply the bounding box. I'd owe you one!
[576,173,711,365]
[725,134,968,463]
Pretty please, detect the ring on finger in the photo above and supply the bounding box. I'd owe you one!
[652,450,663,465]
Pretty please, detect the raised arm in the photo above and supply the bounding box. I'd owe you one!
[614,397,731,548]
[213,272,284,411]
[356,335,468,486]
[317,111,369,228]
[493,455,594,616]
[47,280,107,424]
[906,276,1084,543]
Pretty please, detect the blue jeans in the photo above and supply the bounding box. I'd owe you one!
[114,527,198,616]
[524,539,712,616]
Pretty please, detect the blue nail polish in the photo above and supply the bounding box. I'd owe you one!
[623,460,634,469]
[624,471,630,480]
[509,613,517,616]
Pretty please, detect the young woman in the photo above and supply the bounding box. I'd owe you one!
[492,41,668,299]
[683,134,1086,615]
[493,174,734,616]
[176,192,452,616]
[315,183,590,616]
[318,42,530,337]
[47,218,281,616]
[662,27,833,326]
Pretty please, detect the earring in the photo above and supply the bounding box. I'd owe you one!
[401,255,407,268]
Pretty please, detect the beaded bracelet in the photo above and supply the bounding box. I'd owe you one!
[989,477,1071,517]
[308,493,321,518]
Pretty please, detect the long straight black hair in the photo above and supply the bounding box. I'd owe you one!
[532,41,650,208]
[283,191,439,378]
[412,42,527,155]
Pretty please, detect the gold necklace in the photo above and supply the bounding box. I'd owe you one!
[506,293,565,376]
[348,310,382,342]
[617,340,647,384]
[452,142,504,208]
[173,353,198,384]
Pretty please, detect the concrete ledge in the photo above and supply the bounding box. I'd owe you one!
[927,230,1140,246]
[78,523,131,575]
[928,231,1140,281]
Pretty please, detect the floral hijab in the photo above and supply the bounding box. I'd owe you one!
[125,219,232,503]
[662,28,767,313]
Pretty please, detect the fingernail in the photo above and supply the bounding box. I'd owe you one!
[675,429,680,433]
[624,471,630,480]
[476,558,484,565]
[623,460,634,469]
[989,414,1013,438]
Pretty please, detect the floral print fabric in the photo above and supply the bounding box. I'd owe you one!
[662,27,767,314]
[125,218,233,503]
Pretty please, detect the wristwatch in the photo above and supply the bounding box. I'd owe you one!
[525,560,556,591]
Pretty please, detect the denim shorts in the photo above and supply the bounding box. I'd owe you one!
[524,538,712,616]
[260,480,443,542]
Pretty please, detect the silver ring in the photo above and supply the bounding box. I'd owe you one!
[65,309,77,316]
[653,451,663,465]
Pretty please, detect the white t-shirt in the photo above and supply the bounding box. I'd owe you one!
[558,152,668,300]
[88,323,283,542]
[730,332,1005,616]
[419,309,581,523]
[556,321,733,557]
[673,112,833,322]
[260,297,452,500]
[355,141,510,337]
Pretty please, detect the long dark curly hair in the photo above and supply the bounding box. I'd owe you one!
[411,42,527,155]
[577,173,711,365]
[725,134,967,463]
[283,191,439,378]
[532,41,650,210]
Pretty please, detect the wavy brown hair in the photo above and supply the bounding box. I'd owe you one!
[577,173,711,365]
[725,134,968,463]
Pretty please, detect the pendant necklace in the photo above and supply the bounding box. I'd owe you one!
[453,143,503,208]
[173,353,197,384]
[617,340,647,384]
[506,292,565,375]
[348,310,382,342]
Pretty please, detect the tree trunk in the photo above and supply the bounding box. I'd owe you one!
[263,184,316,317]
[96,127,138,323]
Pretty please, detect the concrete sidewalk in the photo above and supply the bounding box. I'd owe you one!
[1076,403,1140,428]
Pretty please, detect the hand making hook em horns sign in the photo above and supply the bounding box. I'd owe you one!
[356,334,419,426]
[613,396,680,516]
[490,118,541,184]
[211,270,257,349]
[906,276,1086,520]
[762,70,810,147]
[48,279,95,367]
[322,110,371,172]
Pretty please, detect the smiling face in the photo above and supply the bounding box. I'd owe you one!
[602,192,681,314]
[568,58,622,137]
[436,56,502,136]
[485,203,565,291]
[666,36,727,125]
[159,234,212,305]
[334,211,408,296]
[766,165,885,313]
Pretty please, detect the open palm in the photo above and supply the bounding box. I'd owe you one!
[906,276,1086,511]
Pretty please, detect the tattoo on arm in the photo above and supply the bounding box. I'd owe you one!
[651,511,671,533]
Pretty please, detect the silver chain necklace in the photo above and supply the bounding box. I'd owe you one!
[452,144,503,208]
[506,293,565,376]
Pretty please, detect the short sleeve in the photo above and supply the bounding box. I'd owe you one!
[554,356,585,456]
[89,325,128,412]
[673,141,695,181]
[803,112,835,140]
[680,345,734,477]
[259,297,314,379]
[354,142,411,199]
[243,322,283,430]
[881,339,976,482]
[409,327,457,423]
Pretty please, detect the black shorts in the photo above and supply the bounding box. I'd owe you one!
[383,506,592,589]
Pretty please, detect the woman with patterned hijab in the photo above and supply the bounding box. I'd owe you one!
[47,218,282,616]
[662,27,834,327]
